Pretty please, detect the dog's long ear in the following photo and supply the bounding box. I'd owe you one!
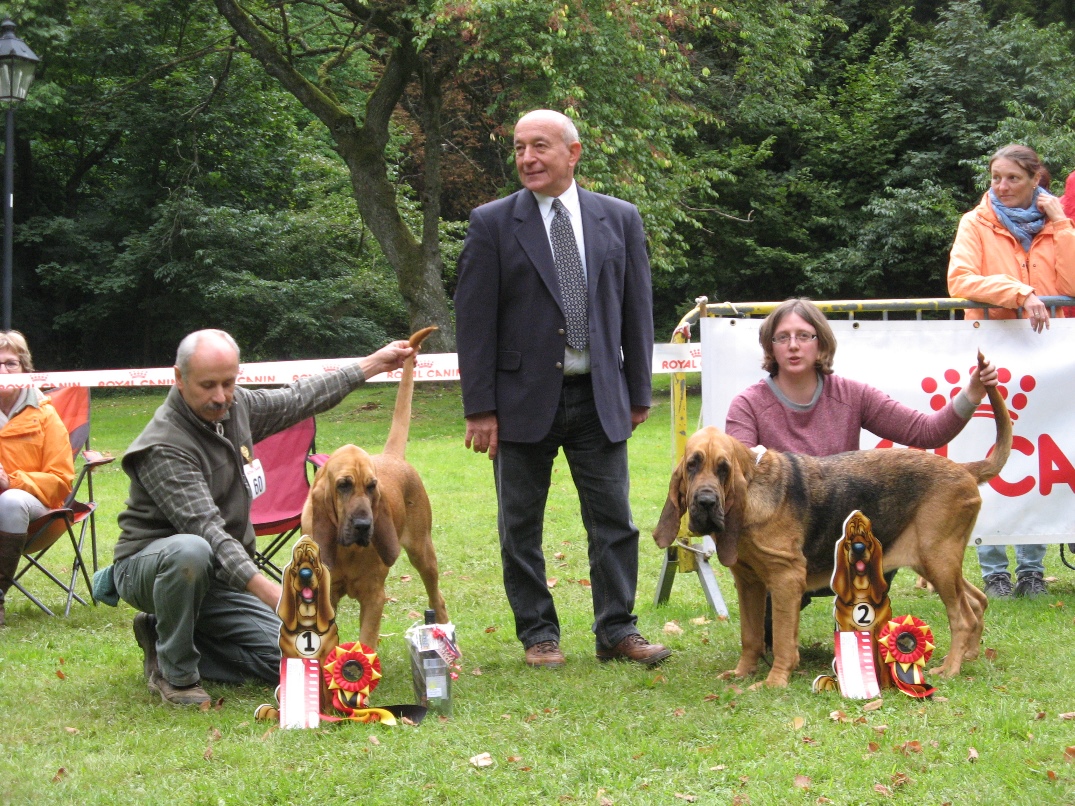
[653,458,687,549]
[867,533,889,604]
[276,562,297,635]
[371,493,402,567]
[830,537,851,600]
[314,554,336,633]
[712,440,753,567]
[305,465,339,569]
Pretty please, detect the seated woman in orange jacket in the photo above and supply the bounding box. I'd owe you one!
[0,331,74,625]
[948,143,1075,334]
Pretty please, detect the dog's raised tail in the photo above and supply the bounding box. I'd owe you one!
[384,326,437,458]
[962,350,1012,484]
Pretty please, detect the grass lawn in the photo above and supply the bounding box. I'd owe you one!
[2,379,1075,805]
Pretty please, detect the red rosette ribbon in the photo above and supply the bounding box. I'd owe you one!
[878,615,937,698]
[322,642,382,715]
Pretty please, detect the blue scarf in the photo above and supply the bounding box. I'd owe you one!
[989,187,1046,253]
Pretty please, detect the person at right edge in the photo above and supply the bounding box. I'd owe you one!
[948,143,1075,599]
[454,109,668,669]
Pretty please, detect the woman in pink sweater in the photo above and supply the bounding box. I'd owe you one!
[725,298,1000,624]
[726,298,996,456]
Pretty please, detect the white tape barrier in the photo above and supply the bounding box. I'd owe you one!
[0,343,701,389]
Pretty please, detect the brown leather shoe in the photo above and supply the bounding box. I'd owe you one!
[597,633,672,665]
[148,670,211,707]
[524,640,566,668]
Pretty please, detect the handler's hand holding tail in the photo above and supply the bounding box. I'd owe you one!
[965,352,999,404]
[360,340,415,379]
[465,411,498,459]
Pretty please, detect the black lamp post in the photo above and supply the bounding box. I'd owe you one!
[0,20,38,332]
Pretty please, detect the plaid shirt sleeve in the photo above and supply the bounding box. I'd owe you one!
[133,445,258,590]
[244,363,367,443]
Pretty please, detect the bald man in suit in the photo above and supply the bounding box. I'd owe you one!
[455,109,668,668]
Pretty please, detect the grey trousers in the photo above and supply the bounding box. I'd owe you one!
[114,534,280,687]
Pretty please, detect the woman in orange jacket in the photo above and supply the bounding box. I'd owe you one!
[947,144,1073,601]
[0,331,74,625]
[948,143,1075,333]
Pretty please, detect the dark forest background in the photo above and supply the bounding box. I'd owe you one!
[5,0,1075,368]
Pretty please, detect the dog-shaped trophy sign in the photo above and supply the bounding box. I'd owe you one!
[814,510,937,699]
[256,535,428,728]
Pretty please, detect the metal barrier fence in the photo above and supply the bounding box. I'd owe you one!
[653,295,1075,612]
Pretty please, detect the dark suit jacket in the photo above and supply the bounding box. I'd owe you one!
[455,187,654,444]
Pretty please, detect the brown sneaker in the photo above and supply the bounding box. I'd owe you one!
[597,633,672,666]
[148,670,211,707]
[133,613,159,681]
[524,640,566,669]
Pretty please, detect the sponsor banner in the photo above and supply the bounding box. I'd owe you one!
[0,344,698,389]
[700,317,1075,544]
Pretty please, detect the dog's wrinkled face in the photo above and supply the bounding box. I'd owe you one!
[683,445,733,537]
[321,446,379,548]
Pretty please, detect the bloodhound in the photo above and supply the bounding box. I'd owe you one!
[653,353,1011,687]
[831,510,893,688]
[277,535,340,701]
[301,327,448,650]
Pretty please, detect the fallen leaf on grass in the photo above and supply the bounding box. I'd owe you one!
[673,708,686,717]
[471,667,483,676]
[793,774,810,790]
[829,710,849,723]
[408,610,421,620]
[1050,600,1064,609]
[469,752,493,768]
[199,700,211,712]
[578,579,591,587]
[546,578,558,588]
[710,764,727,771]
[674,794,698,803]
[1060,712,1075,720]
[64,727,79,735]
[872,724,888,735]
[816,798,834,804]
[484,625,497,633]
[968,747,979,762]
[203,745,213,761]
[554,552,565,560]
[525,713,538,723]
[1048,770,1058,780]
[985,647,998,661]
[369,736,381,746]
[867,742,880,753]
[885,773,911,790]
[703,693,720,702]
[507,755,523,763]
[895,740,922,755]
[399,575,412,582]
[1036,711,1047,720]
[664,621,684,635]
[260,726,277,740]
[1064,746,1075,763]
[873,783,892,797]
[51,768,66,783]
[690,616,711,626]
[56,669,66,680]
[863,699,883,712]
[801,736,818,746]
[790,716,805,731]
[401,716,417,726]
[208,727,222,741]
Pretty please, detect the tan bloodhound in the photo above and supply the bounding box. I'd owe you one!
[302,327,448,650]
[653,353,1011,687]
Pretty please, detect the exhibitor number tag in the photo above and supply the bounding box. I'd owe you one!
[244,458,267,500]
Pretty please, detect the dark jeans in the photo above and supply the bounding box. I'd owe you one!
[493,376,640,651]
[114,534,281,686]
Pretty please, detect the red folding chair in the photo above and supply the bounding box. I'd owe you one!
[11,387,115,616]
[251,417,318,582]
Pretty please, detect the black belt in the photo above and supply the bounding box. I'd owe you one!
[562,373,591,386]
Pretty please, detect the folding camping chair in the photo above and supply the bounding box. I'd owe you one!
[251,417,319,582]
[11,386,115,616]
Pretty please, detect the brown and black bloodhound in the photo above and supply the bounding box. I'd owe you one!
[301,327,449,650]
[653,353,1011,687]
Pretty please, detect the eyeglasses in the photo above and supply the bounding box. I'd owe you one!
[0,360,21,371]
[772,332,818,346]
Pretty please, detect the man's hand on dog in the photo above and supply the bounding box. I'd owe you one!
[360,340,415,379]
